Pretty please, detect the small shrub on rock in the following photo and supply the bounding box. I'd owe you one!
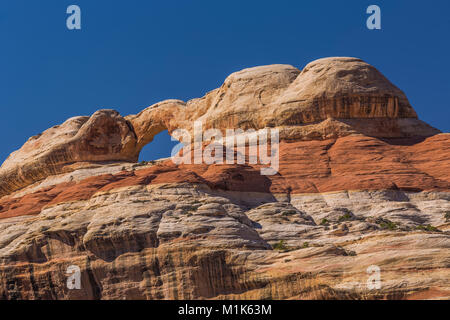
[273,240,288,251]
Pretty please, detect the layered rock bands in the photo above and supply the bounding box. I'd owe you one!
[0,57,448,300]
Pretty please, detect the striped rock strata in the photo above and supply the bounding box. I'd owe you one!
[0,57,448,300]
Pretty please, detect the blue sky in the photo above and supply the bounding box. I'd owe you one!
[1,0,449,162]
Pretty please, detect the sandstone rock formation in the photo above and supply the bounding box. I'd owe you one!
[0,57,448,300]
[127,57,439,143]
[0,58,440,198]
[0,110,138,197]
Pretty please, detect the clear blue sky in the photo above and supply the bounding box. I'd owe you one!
[1,0,449,162]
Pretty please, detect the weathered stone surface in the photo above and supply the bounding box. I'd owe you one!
[0,183,448,299]
[125,99,187,151]
[2,134,449,222]
[0,110,138,197]
[269,57,418,123]
[0,58,441,198]
[0,57,448,300]
[0,134,448,299]
[129,58,439,145]
[127,57,439,146]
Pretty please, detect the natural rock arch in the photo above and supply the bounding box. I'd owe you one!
[125,99,187,154]
[0,57,440,197]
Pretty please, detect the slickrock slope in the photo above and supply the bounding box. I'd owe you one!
[0,110,138,197]
[0,57,449,300]
[1,58,440,198]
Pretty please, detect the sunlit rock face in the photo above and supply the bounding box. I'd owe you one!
[0,110,139,198]
[0,57,448,300]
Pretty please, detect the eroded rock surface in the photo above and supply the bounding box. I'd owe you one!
[0,182,448,299]
[0,57,448,300]
[0,110,138,197]
[1,57,440,197]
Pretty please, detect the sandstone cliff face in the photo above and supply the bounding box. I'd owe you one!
[270,57,417,122]
[0,110,138,197]
[0,57,440,197]
[0,57,448,300]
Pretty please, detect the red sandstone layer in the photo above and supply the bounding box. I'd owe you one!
[1,134,448,220]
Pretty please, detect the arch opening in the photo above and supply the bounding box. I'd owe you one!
[138,130,180,162]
